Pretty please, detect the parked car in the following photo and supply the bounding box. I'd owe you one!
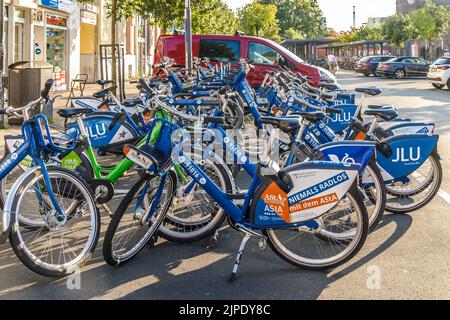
[154,34,335,86]
[376,56,430,79]
[427,57,450,90]
[355,55,395,76]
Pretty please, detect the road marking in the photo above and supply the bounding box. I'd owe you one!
[412,172,450,204]
[437,189,450,204]
[113,189,130,194]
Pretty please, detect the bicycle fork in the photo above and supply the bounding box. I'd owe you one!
[228,224,267,283]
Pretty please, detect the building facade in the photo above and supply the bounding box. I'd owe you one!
[3,0,160,90]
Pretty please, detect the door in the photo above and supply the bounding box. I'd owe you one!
[415,58,430,77]
[402,58,417,76]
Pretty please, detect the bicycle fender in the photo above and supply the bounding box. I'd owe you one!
[250,161,360,227]
[376,134,439,182]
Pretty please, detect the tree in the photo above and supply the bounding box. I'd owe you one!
[140,0,237,35]
[238,2,280,40]
[259,0,326,38]
[283,28,305,40]
[411,0,450,58]
[357,25,384,41]
[381,14,417,47]
[189,0,239,34]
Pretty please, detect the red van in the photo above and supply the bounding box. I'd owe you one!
[154,34,325,86]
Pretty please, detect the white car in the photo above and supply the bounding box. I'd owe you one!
[427,57,450,90]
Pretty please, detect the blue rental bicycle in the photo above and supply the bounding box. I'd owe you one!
[103,115,369,281]
[0,80,100,277]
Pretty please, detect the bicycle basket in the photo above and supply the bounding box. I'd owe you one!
[140,119,181,171]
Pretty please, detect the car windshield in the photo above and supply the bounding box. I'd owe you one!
[266,39,305,63]
[434,58,450,65]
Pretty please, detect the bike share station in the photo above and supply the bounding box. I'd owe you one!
[0,1,447,303]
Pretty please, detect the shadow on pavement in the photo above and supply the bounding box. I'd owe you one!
[0,211,413,300]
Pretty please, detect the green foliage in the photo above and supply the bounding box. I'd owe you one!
[189,0,239,34]
[283,28,305,40]
[357,25,384,41]
[238,2,280,40]
[381,14,417,47]
[411,0,450,41]
[259,0,326,38]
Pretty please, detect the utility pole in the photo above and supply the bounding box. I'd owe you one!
[0,0,7,128]
[185,0,193,74]
[353,5,356,29]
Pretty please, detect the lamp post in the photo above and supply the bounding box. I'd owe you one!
[0,0,6,128]
[185,0,193,74]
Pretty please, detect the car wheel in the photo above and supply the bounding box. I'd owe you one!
[395,69,406,79]
[363,73,371,77]
[432,83,445,89]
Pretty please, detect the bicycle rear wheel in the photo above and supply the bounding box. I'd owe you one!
[263,187,368,270]
[384,151,442,213]
[8,167,100,277]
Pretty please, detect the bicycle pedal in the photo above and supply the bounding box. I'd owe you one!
[102,203,114,217]
[206,230,220,249]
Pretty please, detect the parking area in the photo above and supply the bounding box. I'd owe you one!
[0,72,449,300]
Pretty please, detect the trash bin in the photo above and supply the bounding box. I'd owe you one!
[8,61,54,121]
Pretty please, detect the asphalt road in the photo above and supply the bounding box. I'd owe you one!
[0,72,449,300]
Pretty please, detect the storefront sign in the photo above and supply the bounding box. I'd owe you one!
[40,0,75,13]
[40,0,59,10]
[58,0,76,13]
[80,3,98,13]
[46,14,67,28]
[81,10,97,25]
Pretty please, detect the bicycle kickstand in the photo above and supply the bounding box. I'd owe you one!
[228,234,251,283]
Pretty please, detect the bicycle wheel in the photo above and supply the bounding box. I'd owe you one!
[0,151,94,229]
[384,151,442,213]
[359,161,386,232]
[8,167,100,277]
[103,170,176,266]
[263,187,368,270]
[158,149,233,243]
[280,151,385,233]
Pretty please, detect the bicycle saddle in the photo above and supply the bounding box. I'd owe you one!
[319,82,339,91]
[58,108,93,118]
[259,116,301,133]
[93,85,117,99]
[355,86,382,96]
[96,80,114,87]
[336,92,353,99]
[364,107,398,121]
[367,104,397,111]
[289,111,326,122]
[123,97,142,108]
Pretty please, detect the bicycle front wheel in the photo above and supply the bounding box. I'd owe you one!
[103,170,176,267]
[8,167,100,277]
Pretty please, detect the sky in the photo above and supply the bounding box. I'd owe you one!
[225,0,397,32]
